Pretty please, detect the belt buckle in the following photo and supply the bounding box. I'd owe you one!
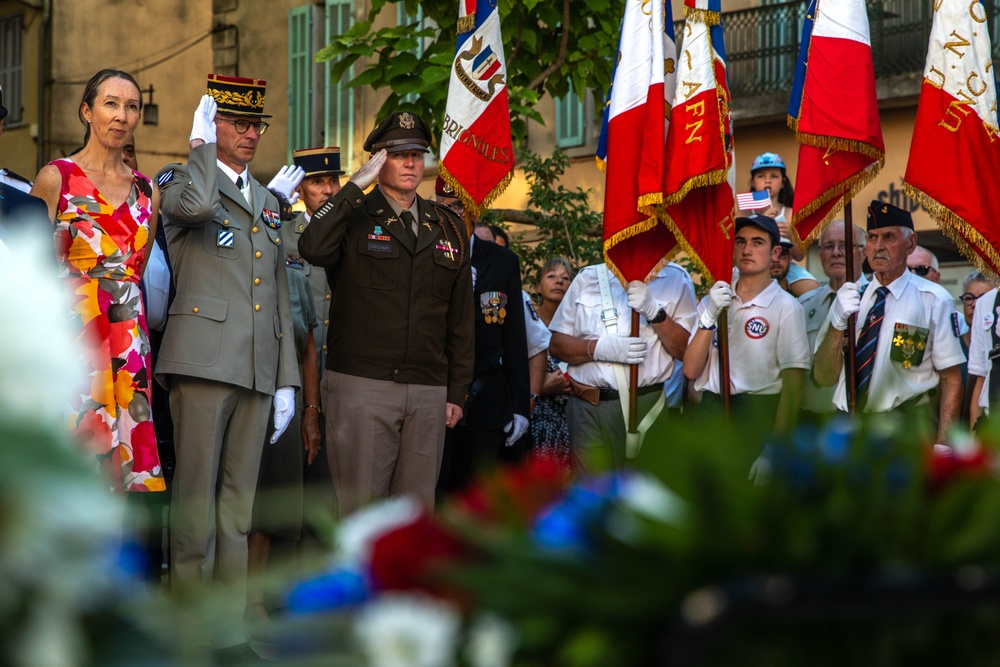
[600,308,618,325]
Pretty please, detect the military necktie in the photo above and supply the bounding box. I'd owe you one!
[400,210,417,243]
[855,285,889,409]
[235,176,244,190]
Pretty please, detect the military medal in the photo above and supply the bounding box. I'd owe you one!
[891,323,929,369]
[436,240,457,261]
[480,291,508,324]
[262,209,282,229]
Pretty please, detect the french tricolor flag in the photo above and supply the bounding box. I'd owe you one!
[904,0,1000,281]
[597,0,677,284]
[787,0,884,249]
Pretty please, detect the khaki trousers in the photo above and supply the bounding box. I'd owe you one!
[168,376,271,648]
[322,371,446,517]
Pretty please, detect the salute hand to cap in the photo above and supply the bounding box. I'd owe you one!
[626,281,660,320]
[349,149,387,190]
[268,165,306,204]
[594,335,648,365]
[190,94,218,145]
[831,282,862,331]
[700,281,733,330]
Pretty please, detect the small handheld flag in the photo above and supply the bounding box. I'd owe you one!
[736,190,771,211]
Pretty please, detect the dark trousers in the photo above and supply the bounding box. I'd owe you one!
[438,425,506,495]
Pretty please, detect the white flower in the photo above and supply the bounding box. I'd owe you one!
[618,473,686,524]
[464,612,518,667]
[336,496,423,567]
[354,593,461,667]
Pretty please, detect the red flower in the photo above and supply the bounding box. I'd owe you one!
[369,513,469,597]
[927,445,994,489]
[455,455,570,526]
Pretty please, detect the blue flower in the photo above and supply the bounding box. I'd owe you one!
[286,566,370,613]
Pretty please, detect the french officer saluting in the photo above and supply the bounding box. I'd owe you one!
[298,112,474,516]
[155,75,299,657]
[813,201,965,441]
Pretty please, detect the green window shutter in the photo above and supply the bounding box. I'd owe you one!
[325,0,355,170]
[0,14,24,125]
[288,6,311,158]
[555,83,585,149]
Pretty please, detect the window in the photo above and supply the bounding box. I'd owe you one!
[288,6,312,157]
[555,82,585,148]
[397,4,424,105]
[0,14,24,125]
[325,0,354,170]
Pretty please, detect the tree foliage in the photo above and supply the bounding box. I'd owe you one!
[316,0,622,147]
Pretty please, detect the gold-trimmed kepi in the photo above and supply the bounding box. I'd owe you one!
[292,147,345,176]
[206,73,270,118]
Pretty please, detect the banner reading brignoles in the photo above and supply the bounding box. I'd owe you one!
[660,0,735,284]
[787,0,884,250]
[903,0,1000,282]
[439,0,514,220]
[597,0,677,285]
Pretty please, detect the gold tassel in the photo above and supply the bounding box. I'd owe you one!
[595,156,607,173]
[683,6,721,26]
[456,15,475,34]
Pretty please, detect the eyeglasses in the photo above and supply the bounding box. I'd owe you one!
[777,247,791,257]
[218,118,269,135]
[908,264,938,277]
[960,292,985,306]
[819,242,865,253]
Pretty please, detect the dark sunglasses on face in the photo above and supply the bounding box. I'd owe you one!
[960,292,984,306]
[908,264,937,277]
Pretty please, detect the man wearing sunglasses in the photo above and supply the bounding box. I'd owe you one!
[907,245,941,283]
[770,236,820,297]
[155,75,299,659]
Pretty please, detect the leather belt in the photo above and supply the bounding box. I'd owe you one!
[569,377,662,406]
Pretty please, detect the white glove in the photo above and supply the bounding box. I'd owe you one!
[267,165,305,204]
[830,282,862,331]
[349,149,388,190]
[189,94,217,144]
[699,281,733,330]
[593,335,648,364]
[503,414,529,447]
[270,386,296,444]
[626,281,660,320]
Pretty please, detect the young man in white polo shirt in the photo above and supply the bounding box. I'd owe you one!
[964,286,998,428]
[683,214,811,455]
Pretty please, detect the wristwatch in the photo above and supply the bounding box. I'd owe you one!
[649,307,667,324]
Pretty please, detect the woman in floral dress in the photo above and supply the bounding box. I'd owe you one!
[32,69,164,493]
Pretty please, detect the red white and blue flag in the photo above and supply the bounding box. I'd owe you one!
[439,0,514,219]
[736,190,771,211]
[660,0,735,284]
[904,0,1000,281]
[787,0,884,249]
[596,0,677,285]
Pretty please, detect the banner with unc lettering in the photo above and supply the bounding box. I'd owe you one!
[439,0,514,219]
[787,0,884,249]
[597,0,677,284]
[903,0,1000,281]
[660,0,735,284]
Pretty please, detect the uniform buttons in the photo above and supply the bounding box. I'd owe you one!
[325,294,331,301]
[254,278,261,285]
[393,369,400,376]
[279,332,283,338]
[252,226,258,233]
[254,304,261,312]
[223,219,229,226]
[275,238,281,245]
[322,344,327,351]
[192,307,199,313]
[323,319,329,326]
[255,251,262,259]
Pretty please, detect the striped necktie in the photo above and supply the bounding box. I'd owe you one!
[855,286,889,409]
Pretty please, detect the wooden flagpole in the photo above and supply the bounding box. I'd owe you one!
[719,309,731,411]
[844,200,858,412]
[628,311,640,432]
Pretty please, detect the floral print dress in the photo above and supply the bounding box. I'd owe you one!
[51,158,165,493]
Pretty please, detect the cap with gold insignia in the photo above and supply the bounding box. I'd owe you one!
[206,74,270,118]
[293,146,345,176]
[866,200,913,231]
[363,112,431,154]
[435,175,456,197]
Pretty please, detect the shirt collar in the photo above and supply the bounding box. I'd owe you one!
[734,278,781,309]
[216,160,247,186]
[872,269,910,299]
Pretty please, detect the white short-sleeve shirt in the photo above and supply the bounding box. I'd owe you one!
[832,271,966,412]
[968,287,998,415]
[549,263,698,388]
[691,278,812,396]
[522,290,551,358]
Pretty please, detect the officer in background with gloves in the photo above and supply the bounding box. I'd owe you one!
[549,262,698,469]
[154,75,299,658]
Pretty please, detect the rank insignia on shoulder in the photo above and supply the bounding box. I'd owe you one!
[890,322,928,369]
[157,170,173,186]
[286,255,304,269]
[951,312,961,338]
[263,209,281,229]
[217,229,234,248]
[480,291,508,324]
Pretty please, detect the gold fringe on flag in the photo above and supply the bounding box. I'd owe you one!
[456,14,476,35]
[602,215,678,286]
[595,156,607,173]
[661,166,731,208]
[903,183,1000,286]
[658,209,723,285]
[438,162,515,222]
[684,6,721,26]
[638,192,663,217]
[787,119,885,163]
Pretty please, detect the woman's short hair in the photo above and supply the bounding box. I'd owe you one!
[79,69,142,145]
[963,270,991,292]
[539,257,574,283]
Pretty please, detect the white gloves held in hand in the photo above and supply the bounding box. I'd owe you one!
[270,386,296,444]
[626,281,660,320]
[504,414,529,447]
[831,282,862,331]
[190,94,218,144]
[267,165,306,204]
[593,334,648,365]
[700,281,733,330]
[349,149,388,190]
